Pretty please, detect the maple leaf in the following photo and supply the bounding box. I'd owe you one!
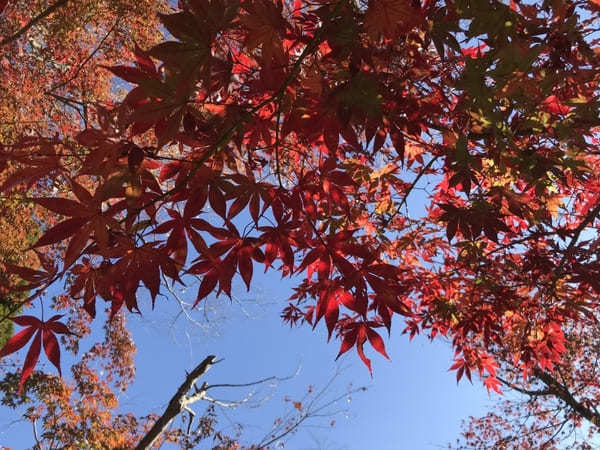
[449,358,472,384]
[240,0,288,65]
[462,44,488,59]
[483,376,502,395]
[336,322,389,374]
[363,0,422,40]
[0,315,72,393]
[0,139,65,193]
[541,95,572,116]
[315,286,341,338]
[31,181,124,269]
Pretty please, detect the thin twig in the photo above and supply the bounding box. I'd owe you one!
[383,155,439,226]
[47,20,119,93]
[554,202,600,279]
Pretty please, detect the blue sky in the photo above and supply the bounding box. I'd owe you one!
[125,269,494,449]
[0,155,496,450]
[0,262,494,449]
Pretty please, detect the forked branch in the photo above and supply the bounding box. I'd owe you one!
[135,355,216,450]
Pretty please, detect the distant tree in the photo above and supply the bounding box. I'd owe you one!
[456,319,600,449]
[0,198,40,346]
[1,0,600,447]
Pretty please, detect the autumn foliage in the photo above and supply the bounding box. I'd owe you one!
[2,0,600,447]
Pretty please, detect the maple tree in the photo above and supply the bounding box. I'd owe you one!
[2,0,600,447]
[0,0,175,447]
[457,323,600,449]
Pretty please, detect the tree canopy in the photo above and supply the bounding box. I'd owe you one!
[1,0,600,447]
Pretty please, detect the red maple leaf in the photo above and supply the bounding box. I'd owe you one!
[0,315,73,393]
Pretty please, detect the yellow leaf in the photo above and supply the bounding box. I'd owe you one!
[547,196,562,218]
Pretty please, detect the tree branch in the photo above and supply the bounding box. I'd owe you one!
[0,0,70,48]
[383,154,439,226]
[533,367,600,427]
[554,203,600,278]
[497,376,553,397]
[135,355,216,450]
[47,19,119,93]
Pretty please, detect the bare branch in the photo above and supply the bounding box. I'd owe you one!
[206,364,300,391]
[135,355,216,450]
[257,366,366,449]
[533,368,600,428]
[496,376,553,397]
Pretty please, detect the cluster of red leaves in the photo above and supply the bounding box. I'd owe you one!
[0,2,600,431]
